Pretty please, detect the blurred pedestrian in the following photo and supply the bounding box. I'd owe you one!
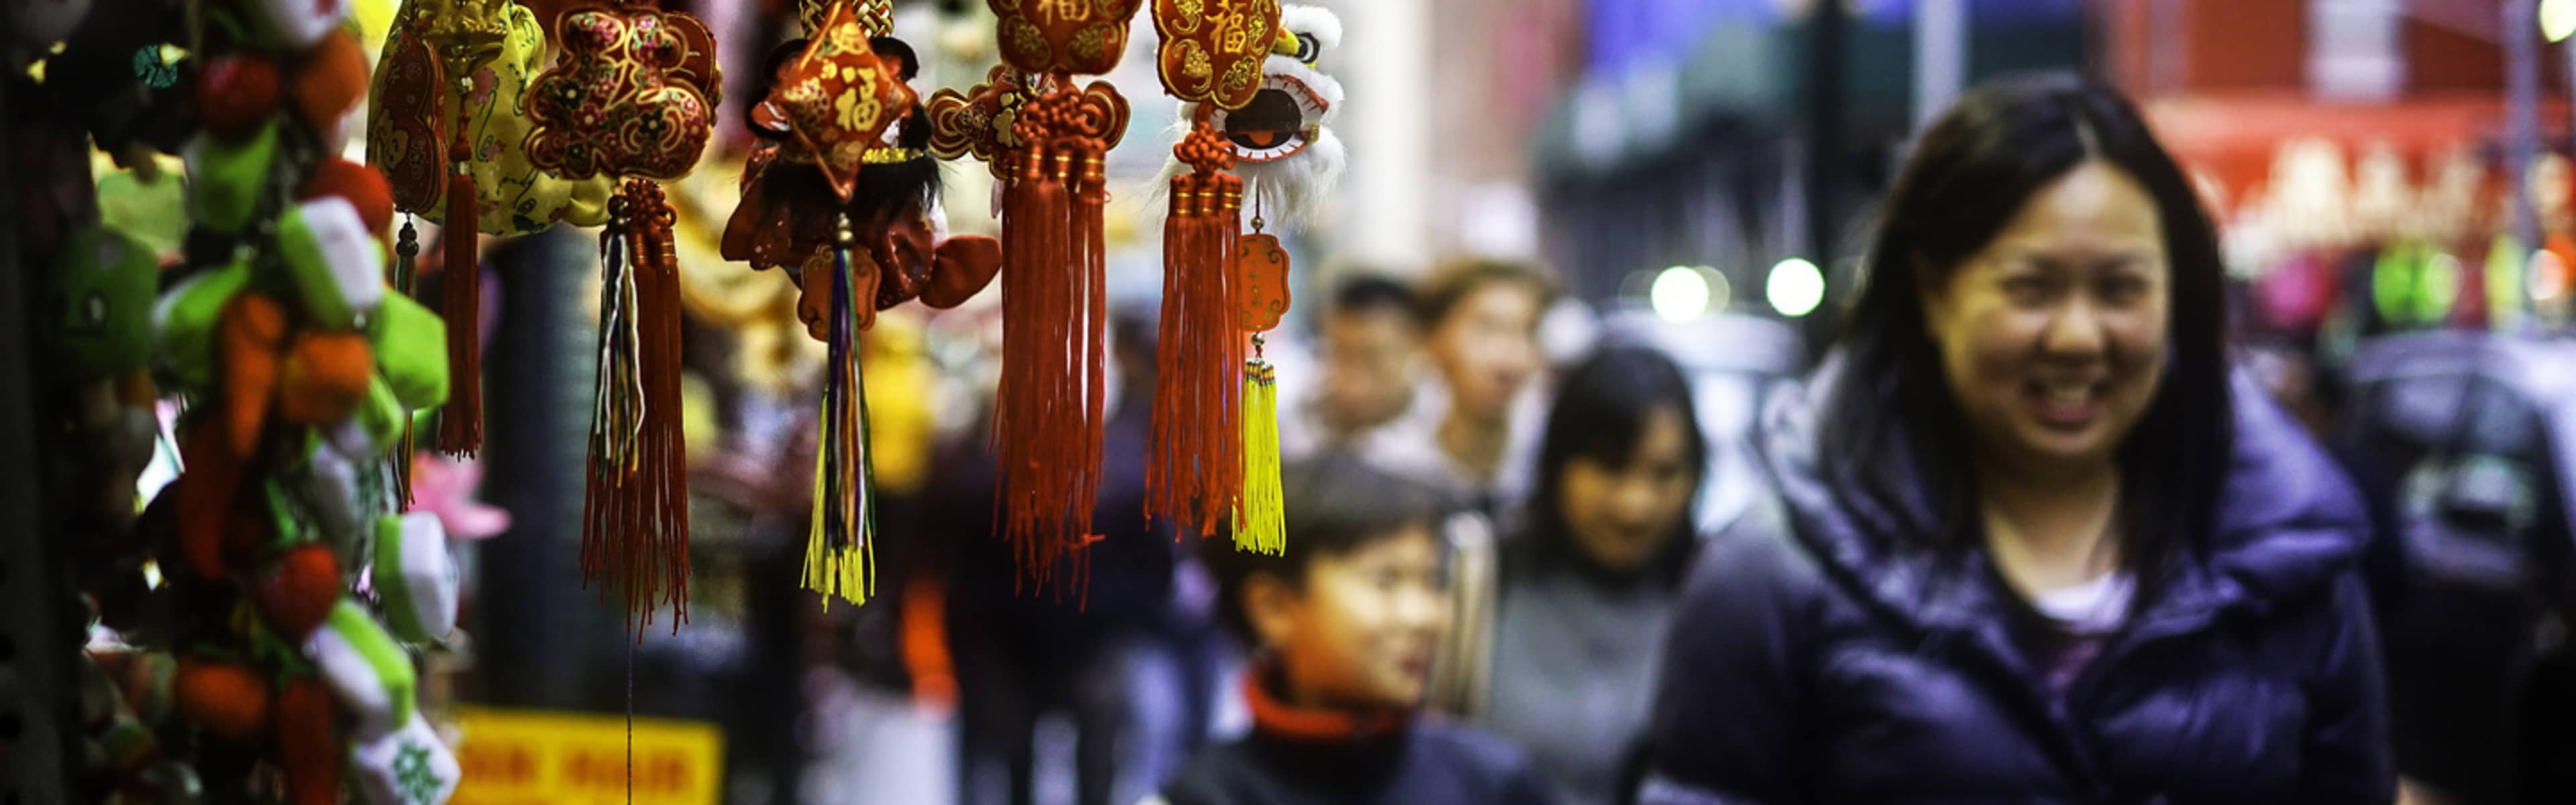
[1372,260,1556,527]
[1640,74,2394,804]
[1149,456,1559,805]
[1448,345,1707,805]
[938,309,1179,805]
[1281,274,1424,460]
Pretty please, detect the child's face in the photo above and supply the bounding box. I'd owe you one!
[1256,523,1449,710]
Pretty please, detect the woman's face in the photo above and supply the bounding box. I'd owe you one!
[1429,283,1544,423]
[1922,160,2169,476]
[1558,407,1699,573]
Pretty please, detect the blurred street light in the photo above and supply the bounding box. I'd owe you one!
[1652,265,1712,323]
[1768,258,1825,318]
[2546,0,2576,43]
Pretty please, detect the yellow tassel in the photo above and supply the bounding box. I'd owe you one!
[1234,358,1285,555]
[801,241,875,608]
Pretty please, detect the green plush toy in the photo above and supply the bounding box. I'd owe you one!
[183,120,280,235]
[152,259,251,391]
[52,225,159,380]
[275,198,384,330]
[365,293,447,410]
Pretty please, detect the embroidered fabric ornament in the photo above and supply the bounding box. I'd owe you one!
[1146,124,1245,540]
[581,181,693,635]
[989,0,1142,77]
[770,5,914,199]
[368,0,614,233]
[1152,0,1279,111]
[925,64,1032,180]
[522,5,718,181]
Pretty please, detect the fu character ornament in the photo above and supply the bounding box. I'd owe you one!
[726,1,1004,605]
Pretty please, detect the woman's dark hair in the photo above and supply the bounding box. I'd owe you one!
[1514,345,1707,587]
[1823,73,2233,581]
[1200,455,1443,643]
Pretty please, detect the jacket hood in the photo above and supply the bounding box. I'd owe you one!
[1758,353,2371,634]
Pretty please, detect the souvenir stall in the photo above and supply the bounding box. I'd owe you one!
[1,0,1348,796]
[2150,95,2576,351]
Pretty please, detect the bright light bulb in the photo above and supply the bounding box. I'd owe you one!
[1768,258,1825,317]
[1652,265,1711,323]
[2548,0,2576,43]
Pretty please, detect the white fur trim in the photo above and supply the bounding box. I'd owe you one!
[1279,5,1340,55]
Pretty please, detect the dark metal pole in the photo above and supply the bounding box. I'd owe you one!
[0,74,77,804]
[1807,0,1847,268]
[2506,0,2542,327]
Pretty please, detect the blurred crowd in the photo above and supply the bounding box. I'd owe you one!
[740,76,2576,805]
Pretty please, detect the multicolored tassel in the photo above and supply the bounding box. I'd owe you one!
[580,181,692,636]
[804,217,875,607]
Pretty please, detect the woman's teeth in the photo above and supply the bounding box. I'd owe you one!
[2043,384,2092,406]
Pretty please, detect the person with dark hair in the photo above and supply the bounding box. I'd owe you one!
[1434,345,1708,805]
[1641,74,2393,803]
[1150,457,1558,805]
[1373,258,1558,525]
[1281,274,1426,459]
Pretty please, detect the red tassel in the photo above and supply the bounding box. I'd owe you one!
[1148,123,1246,538]
[580,182,692,636]
[436,113,482,456]
[993,85,1112,600]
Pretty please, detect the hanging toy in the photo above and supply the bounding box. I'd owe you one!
[368,0,616,236]
[396,0,511,458]
[1144,0,1281,543]
[140,4,467,798]
[723,0,1005,605]
[1175,4,1346,228]
[519,1,720,634]
[923,0,1141,599]
[1160,3,1345,550]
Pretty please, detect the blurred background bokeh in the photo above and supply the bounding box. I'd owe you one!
[457,1,2576,802]
[40,1,2573,803]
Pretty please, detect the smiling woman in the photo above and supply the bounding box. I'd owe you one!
[1639,74,2396,805]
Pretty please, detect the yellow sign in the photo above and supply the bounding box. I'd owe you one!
[450,706,724,805]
